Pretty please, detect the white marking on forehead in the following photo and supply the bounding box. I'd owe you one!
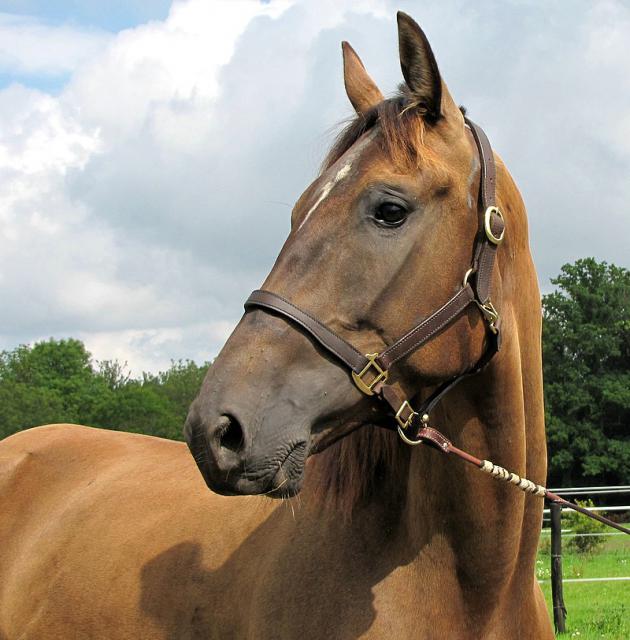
[335,162,352,181]
[297,177,338,231]
[296,162,352,231]
[296,129,378,232]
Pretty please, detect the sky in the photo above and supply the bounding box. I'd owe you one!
[1,0,629,374]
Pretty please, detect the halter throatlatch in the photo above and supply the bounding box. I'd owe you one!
[244,118,630,536]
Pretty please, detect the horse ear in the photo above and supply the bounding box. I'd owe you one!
[397,12,447,123]
[342,41,384,115]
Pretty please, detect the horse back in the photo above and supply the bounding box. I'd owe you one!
[0,424,274,639]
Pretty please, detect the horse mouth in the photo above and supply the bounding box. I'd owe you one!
[263,441,308,498]
[199,440,309,498]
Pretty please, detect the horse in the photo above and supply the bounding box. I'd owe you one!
[0,12,554,639]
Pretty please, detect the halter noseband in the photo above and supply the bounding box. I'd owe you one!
[240,115,630,536]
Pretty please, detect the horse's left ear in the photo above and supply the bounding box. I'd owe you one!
[397,12,458,123]
[342,41,384,115]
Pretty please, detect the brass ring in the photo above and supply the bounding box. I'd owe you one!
[397,426,424,446]
[463,268,475,287]
[484,206,505,245]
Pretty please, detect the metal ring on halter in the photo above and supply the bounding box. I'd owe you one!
[397,426,424,445]
[484,206,505,245]
[463,268,475,287]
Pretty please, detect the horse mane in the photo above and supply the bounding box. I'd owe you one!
[307,426,409,515]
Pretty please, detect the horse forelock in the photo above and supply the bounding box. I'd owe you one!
[322,90,450,179]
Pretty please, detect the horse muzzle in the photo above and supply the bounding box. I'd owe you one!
[184,409,308,497]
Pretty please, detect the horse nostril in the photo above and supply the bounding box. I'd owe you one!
[217,414,244,453]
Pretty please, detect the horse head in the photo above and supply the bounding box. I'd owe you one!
[185,13,507,498]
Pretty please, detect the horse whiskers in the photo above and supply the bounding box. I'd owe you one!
[193,451,208,466]
[260,476,289,496]
[192,448,207,462]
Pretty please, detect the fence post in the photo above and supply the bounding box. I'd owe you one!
[550,502,567,633]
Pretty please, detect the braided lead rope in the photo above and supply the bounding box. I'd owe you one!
[409,425,630,535]
[476,458,630,534]
[480,460,546,496]
[477,459,630,533]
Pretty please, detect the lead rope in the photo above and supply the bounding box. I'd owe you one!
[412,424,630,535]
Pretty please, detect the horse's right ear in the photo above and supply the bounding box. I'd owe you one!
[397,12,443,123]
[342,41,383,115]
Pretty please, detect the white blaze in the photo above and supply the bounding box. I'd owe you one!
[295,128,378,232]
[297,161,353,231]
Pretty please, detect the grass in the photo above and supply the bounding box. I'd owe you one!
[537,526,629,639]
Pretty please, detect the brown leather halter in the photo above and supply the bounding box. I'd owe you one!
[244,117,630,535]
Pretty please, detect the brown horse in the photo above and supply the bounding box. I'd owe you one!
[0,13,553,639]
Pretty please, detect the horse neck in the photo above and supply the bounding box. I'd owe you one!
[402,199,546,599]
[300,168,545,603]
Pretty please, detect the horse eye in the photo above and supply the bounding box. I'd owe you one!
[374,202,407,227]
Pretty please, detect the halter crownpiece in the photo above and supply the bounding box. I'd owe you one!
[244,118,630,536]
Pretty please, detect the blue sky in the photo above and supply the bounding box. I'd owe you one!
[0,1,171,92]
[0,1,171,31]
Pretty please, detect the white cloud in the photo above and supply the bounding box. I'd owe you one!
[64,0,296,140]
[1,0,629,373]
[0,0,308,373]
[0,12,112,76]
[77,320,233,373]
[0,85,100,175]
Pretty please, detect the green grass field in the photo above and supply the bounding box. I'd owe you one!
[537,528,629,639]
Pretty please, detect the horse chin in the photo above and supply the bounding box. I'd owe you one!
[262,447,307,498]
[204,440,308,498]
[206,471,303,498]
[264,480,302,499]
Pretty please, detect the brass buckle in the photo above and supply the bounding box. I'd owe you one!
[352,353,388,396]
[477,299,499,334]
[484,206,505,245]
[395,400,418,430]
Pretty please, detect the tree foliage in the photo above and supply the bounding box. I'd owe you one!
[0,339,209,441]
[543,258,630,486]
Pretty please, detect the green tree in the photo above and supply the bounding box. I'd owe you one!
[0,338,110,437]
[542,258,630,486]
[93,359,210,440]
[0,339,210,442]
[141,360,210,438]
